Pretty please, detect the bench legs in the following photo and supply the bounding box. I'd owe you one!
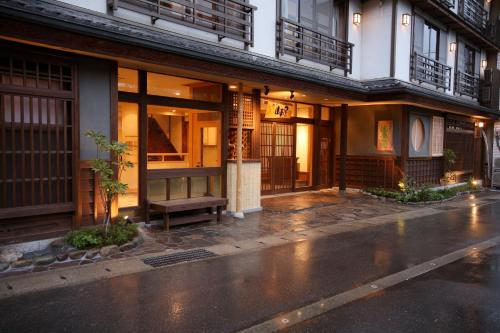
[216,206,222,224]
[163,213,170,231]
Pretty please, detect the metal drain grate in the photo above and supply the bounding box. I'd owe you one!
[143,249,216,268]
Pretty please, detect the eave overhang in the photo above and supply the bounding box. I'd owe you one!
[0,0,498,119]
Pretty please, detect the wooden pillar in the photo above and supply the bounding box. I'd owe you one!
[313,104,321,189]
[139,70,148,221]
[400,108,409,179]
[235,83,244,218]
[339,104,348,191]
[252,89,261,160]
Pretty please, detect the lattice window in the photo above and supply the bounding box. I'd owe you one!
[228,128,252,159]
[229,92,254,129]
[0,54,74,210]
[431,116,444,157]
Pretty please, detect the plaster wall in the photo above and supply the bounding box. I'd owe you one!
[250,0,276,58]
[360,0,393,79]
[79,58,112,160]
[394,0,412,82]
[56,0,107,13]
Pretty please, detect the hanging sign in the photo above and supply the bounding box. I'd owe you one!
[265,101,293,119]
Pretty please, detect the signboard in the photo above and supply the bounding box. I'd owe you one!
[264,101,293,119]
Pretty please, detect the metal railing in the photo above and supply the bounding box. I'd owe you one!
[436,0,455,8]
[458,0,488,31]
[108,0,256,46]
[410,52,452,90]
[455,71,480,98]
[276,18,354,74]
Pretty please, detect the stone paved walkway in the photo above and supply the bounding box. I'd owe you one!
[142,189,416,251]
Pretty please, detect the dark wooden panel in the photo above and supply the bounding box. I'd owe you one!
[334,155,402,189]
[406,157,444,186]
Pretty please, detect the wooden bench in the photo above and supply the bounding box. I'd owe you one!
[145,196,228,230]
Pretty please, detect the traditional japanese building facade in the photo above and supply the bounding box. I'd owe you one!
[1,0,499,243]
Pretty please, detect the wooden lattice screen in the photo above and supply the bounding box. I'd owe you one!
[406,157,444,186]
[0,51,75,241]
[445,117,474,174]
[228,92,255,159]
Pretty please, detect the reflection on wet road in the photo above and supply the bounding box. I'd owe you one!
[285,245,500,333]
[1,202,500,333]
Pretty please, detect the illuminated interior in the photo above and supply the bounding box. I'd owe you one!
[296,123,313,187]
[118,102,139,208]
[146,105,221,169]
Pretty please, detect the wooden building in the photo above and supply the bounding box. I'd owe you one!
[0,0,499,243]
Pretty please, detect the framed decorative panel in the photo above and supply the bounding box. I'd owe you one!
[376,120,394,152]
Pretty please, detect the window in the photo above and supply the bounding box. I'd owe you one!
[411,118,425,152]
[321,106,330,120]
[118,68,138,93]
[147,72,222,102]
[431,116,444,156]
[464,45,475,75]
[423,22,439,60]
[118,102,139,207]
[147,105,221,169]
[296,104,314,118]
[282,0,343,37]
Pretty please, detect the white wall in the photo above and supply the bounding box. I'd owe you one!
[360,0,393,80]
[348,0,363,80]
[446,30,457,94]
[250,0,277,57]
[56,0,107,13]
[393,0,412,82]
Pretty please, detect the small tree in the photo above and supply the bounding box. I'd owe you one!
[443,148,456,187]
[85,130,133,234]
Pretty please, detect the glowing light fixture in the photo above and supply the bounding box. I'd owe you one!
[449,42,456,52]
[229,85,237,89]
[476,121,485,128]
[402,13,411,26]
[353,13,362,25]
[481,59,487,68]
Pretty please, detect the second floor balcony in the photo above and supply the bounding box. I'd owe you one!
[108,0,256,47]
[458,0,488,32]
[410,52,452,91]
[276,18,353,75]
[455,71,480,98]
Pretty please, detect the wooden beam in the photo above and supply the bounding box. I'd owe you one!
[339,104,348,191]
[235,82,244,218]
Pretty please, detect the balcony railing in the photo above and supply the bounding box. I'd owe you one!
[455,71,480,98]
[410,52,452,90]
[108,0,256,47]
[436,0,455,8]
[276,18,353,74]
[458,0,488,31]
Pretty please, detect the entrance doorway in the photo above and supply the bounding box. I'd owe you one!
[261,121,295,194]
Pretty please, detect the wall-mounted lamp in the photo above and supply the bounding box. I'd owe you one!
[353,13,362,25]
[481,59,488,68]
[402,13,411,26]
[290,90,295,100]
[449,42,457,52]
[476,121,485,128]
[264,85,270,95]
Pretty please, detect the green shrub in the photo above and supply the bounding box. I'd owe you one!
[67,220,138,250]
[67,228,104,249]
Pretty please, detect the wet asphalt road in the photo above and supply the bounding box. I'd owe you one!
[0,201,500,333]
[285,245,500,333]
